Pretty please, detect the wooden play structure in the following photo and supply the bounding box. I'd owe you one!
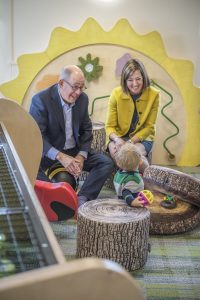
[1,18,200,299]
[0,98,145,300]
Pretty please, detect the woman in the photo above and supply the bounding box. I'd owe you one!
[105,58,160,173]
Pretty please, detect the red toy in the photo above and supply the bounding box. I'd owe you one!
[34,180,78,221]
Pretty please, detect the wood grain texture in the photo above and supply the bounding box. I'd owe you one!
[148,190,200,234]
[143,165,200,207]
[77,198,150,271]
[91,121,106,153]
[143,165,200,234]
[0,98,42,186]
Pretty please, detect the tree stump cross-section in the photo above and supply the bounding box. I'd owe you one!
[77,198,150,271]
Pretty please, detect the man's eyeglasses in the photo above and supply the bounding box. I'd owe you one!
[63,80,86,92]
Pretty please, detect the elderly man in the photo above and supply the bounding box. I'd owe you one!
[30,65,114,206]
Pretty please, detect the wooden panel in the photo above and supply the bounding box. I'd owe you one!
[0,258,144,300]
[0,98,42,185]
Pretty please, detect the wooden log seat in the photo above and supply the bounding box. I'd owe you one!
[143,165,200,234]
[91,121,106,153]
[77,198,150,271]
[143,165,200,207]
[147,190,200,234]
[103,165,117,190]
[79,121,106,182]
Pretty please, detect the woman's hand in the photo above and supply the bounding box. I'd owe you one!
[108,136,125,159]
[113,137,125,151]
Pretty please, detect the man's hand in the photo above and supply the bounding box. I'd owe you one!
[56,152,81,177]
[75,154,85,172]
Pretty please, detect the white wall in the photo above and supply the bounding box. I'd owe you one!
[1,0,200,86]
[0,0,13,84]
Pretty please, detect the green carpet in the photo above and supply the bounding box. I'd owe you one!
[51,219,200,300]
[132,226,200,300]
[50,168,200,300]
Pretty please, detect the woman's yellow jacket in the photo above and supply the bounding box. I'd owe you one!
[105,86,160,144]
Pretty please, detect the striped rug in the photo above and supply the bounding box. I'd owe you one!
[132,225,200,299]
[51,221,200,300]
[51,168,200,299]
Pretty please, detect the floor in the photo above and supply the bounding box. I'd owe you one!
[51,166,200,300]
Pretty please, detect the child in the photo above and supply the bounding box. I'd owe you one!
[113,142,145,207]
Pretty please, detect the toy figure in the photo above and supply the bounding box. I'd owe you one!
[113,142,154,207]
[160,194,177,209]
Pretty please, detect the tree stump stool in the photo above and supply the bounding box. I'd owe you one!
[79,121,106,182]
[103,165,117,190]
[77,198,150,271]
[91,121,106,153]
[148,190,200,234]
[144,165,200,207]
[143,165,200,234]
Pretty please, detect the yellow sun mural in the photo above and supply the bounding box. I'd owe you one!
[0,18,199,166]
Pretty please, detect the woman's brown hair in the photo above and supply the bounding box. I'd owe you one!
[121,58,150,94]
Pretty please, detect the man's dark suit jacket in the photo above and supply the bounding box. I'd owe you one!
[29,84,93,159]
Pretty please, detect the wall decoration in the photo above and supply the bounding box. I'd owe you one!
[115,53,132,77]
[0,18,199,166]
[152,80,180,161]
[78,53,103,82]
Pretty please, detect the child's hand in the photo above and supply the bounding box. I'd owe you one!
[130,196,145,208]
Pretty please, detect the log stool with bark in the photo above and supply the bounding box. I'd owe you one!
[79,121,106,182]
[143,165,200,234]
[91,121,106,153]
[77,198,150,271]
